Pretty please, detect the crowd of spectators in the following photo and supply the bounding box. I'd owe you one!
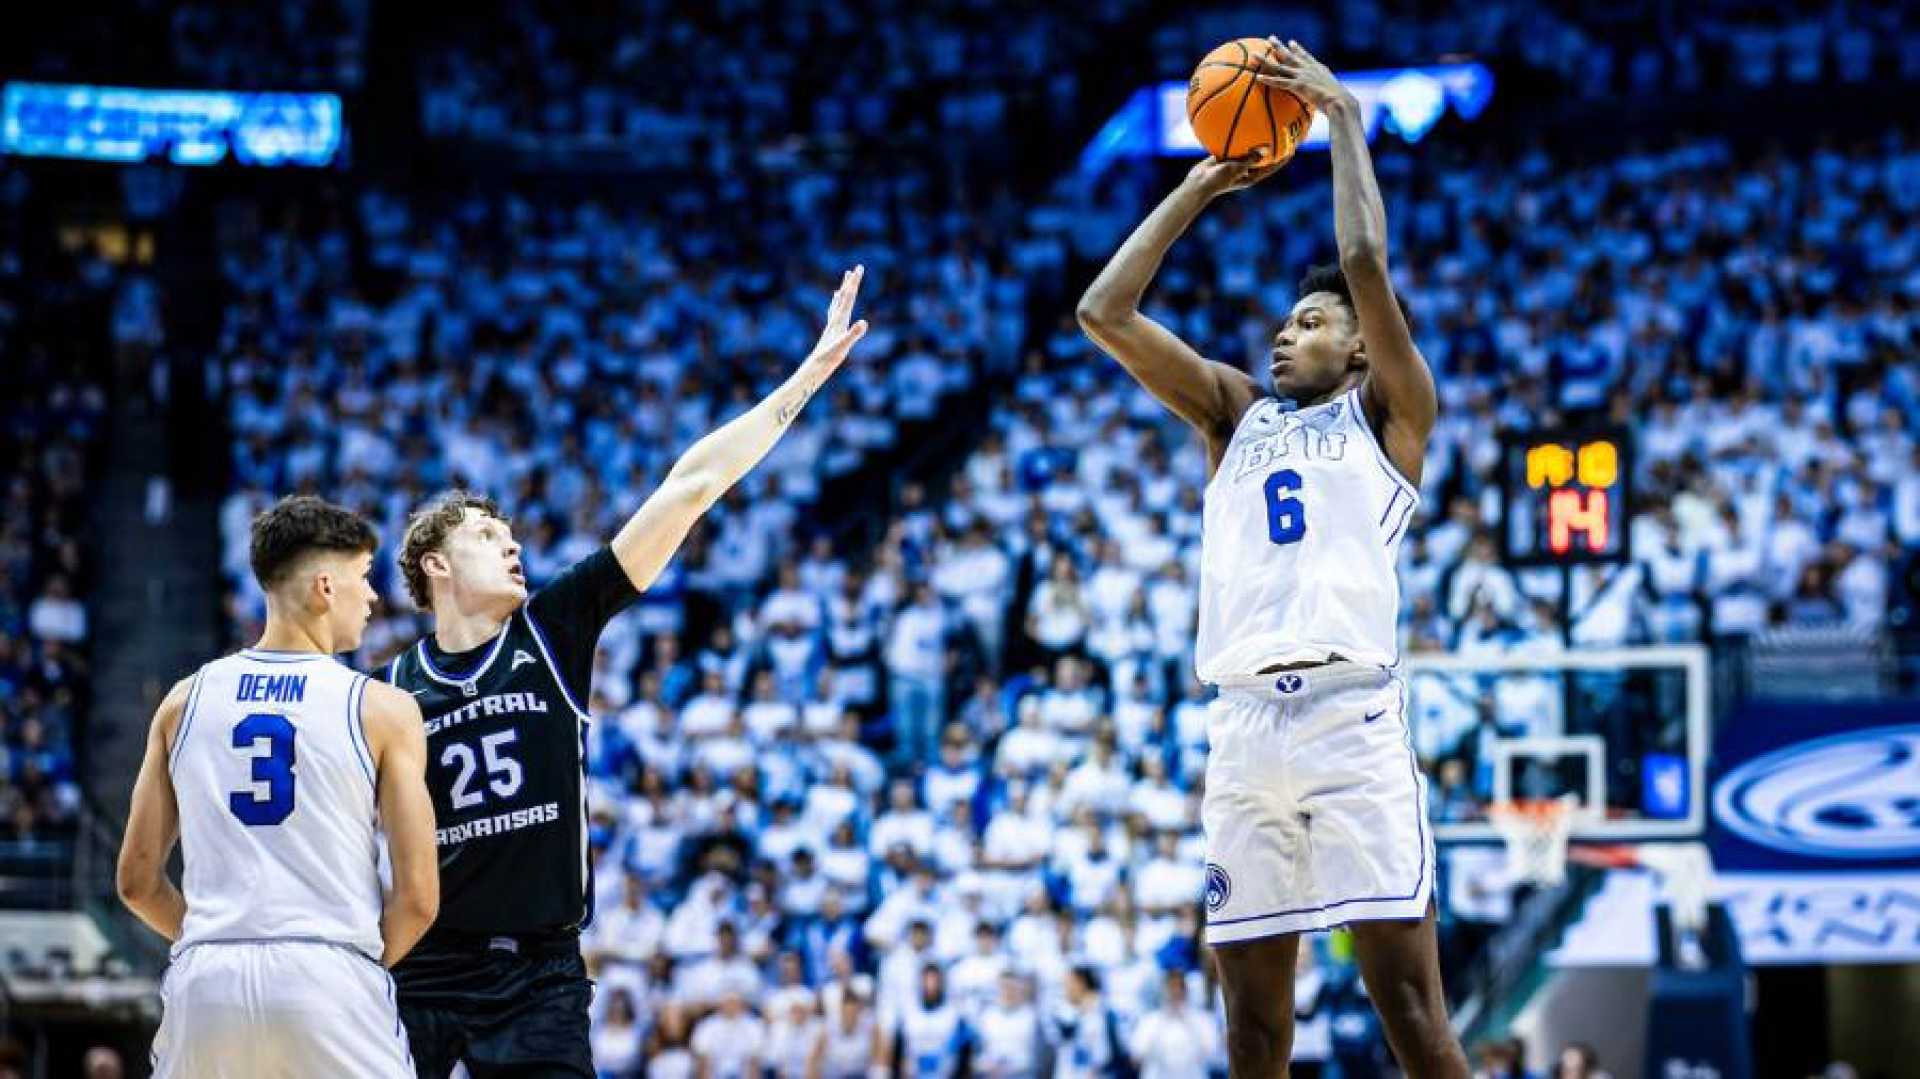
[0,175,109,849]
[212,160,1055,657]
[410,0,1920,162]
[11,0,367,90]
[1155,0,1920,97]
[414,0,1147,160]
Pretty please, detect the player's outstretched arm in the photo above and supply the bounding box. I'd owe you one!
[1260,38,1436,482]
[1076,160,1270,464]
[363,681,439,967]
[116,677,193,941]
[609,266,869,591]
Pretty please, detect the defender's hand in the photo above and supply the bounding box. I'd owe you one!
[781,266,868,426]
[799,265,868,380]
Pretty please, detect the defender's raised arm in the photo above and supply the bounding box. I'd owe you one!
[610,266,869,591]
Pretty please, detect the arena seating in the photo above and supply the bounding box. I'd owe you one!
[12,0,367,90]
[0,192,113,872]
[1154,1,1917,95]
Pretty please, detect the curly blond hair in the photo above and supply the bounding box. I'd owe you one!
[398,490,510,609]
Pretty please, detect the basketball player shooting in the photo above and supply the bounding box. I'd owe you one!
[1077,40,1468,1076]
[381,269,868,1078]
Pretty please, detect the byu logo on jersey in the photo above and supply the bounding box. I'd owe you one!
[1205,863,1232,912]
[1233,408,1349,481]
[1713,725,1920,858]
[512,650,536,671]
[1274,673,1305,695]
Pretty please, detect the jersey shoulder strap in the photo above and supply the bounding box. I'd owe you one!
[517,607,589,720]
[166,661,215,771]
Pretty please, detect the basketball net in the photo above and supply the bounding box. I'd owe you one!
[1488,795,1583,888]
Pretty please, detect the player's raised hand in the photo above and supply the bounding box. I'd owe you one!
[779,265,868,427]
[1186,153,1285,199]
[1255,38,1354,112]
[801,265,869,377]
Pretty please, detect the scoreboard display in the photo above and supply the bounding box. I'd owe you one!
[1498,428,1633,566]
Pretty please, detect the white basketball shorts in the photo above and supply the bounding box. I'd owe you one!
[1201,663,1435,944]
[152,939,414,1078]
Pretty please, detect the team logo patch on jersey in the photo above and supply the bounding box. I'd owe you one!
[1274,673,1305,695]
[1231,411,1350,481]
[512,649,536,670]
[1205,863,1232,913]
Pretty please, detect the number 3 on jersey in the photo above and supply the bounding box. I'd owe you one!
[443,730,524,810]
[229,713,296,826]
[1264,469,1306,545]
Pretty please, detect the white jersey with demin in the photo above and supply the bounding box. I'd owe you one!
[170,649,384,960]
[1196,387,1418,681]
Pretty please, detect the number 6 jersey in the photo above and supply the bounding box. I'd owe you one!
[170,650,384,960]
[382,548,638,939]
[1195,387,1419,681]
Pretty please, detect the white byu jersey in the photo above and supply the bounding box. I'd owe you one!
[170,649,385,960]
[1196,387,1418,680]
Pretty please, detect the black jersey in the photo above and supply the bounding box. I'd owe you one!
[381,548,636,938]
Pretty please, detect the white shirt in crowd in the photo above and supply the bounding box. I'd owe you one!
[763,1016,824,1079]
[1128,1003,1220,1079]
[691,1011,766,1079]
[974,1002,1043,1077]
[948,951,1008,1018]
[586,896,664,963]
[887,602,946,678]
[589,1019,644,1076]
[678,955,764,1007]
[27,594,86,643]
[870,808,936,857]
[1134,856,1204,912]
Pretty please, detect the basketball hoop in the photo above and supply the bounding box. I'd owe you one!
[1488,796,1582,888]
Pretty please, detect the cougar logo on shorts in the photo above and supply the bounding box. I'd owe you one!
[1205,863,1232,912]
[1713,724,1920,859]
[1275,673,1305,695]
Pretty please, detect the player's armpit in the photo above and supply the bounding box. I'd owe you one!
[116,677,194,942]
[362,682,439,966]
[1076,306,1261,457]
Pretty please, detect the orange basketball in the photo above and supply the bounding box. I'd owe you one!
[1187,37,1315,168]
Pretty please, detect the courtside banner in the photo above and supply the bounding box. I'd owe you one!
[1710,701,1920,963]
[1709,701,1920,872]
[1716,872,1920,964]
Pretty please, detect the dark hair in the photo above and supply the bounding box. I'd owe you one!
[249,495,379,592]
[1297,262,1413,331]
[399,489,509,609]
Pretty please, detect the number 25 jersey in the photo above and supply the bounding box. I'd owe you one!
[1196,387,1419,681]
[383,549,637,937]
